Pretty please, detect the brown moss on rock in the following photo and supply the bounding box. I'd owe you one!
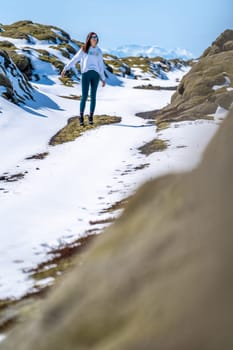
[0,73,14,101]
[49,114,121,146]
[0,21,70,44]
[36,49,65,73]
[137,30,233,124]
[155,36,233,124]
[0,41,16,50]
[202,29,233,57]
[138,138,169,156]
[0,49,34,103]
[8,52,33,79]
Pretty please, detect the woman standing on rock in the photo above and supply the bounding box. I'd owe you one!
[61,32,106,126]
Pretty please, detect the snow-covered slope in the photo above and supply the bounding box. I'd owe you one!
[0,20,190,100]
[102,44,194,60]
[103,53,188,80]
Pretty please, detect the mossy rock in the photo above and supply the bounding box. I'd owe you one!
[8,52,33,79]
[156,121,171,131]
[0,49,11,68]
[9,20,33,26]
[202,29,233,57]
[105,57,129,75]
[59,77,75,87]
[49,114,121,145]
[59,94,89,101]
[49,43,78,59]
[0,73,14,101]
[153,42,233,124]
[104,54,179,78]
[35,48,50,56]
[0,21,70,44]
[49,45,70,58]
[138,138,169,156]
[121,56,151,73]
[214,91,233,109]
[223,40,233,51]
[58,44,76,55]
[0,49,33,103]
[0,41,16,49]
[0,73,12,89]
[0,30,29,40]
[38,51,64,72]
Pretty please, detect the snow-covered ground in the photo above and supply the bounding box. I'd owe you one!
[0,66,227,300]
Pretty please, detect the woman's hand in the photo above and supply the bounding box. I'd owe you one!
[61,69,66,78]
[101,80,106,87]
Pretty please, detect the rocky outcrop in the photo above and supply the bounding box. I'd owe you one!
[138,30,233,124]
[104,53,187,79]
[0,21,80,82]
[0,20,71,44]
[0,49,34,104]
[1,101,233,348]
[202,29,233,56]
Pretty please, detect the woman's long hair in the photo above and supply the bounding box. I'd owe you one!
[82,32,99,53]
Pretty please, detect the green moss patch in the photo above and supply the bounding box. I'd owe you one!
[58,77,76,87]
[121,56,151,73]
[37,50,64,72]
[59,94,89,101]
[25,152,49,160]
[156,121,171,131]
[49,43,76,58]
[49,114,121,146]
[0,21,70,43]
[9,52,33,79]
[0,40,16,50]
[138,138,169,156]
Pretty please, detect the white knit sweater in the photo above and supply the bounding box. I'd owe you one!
[63,45,106,81]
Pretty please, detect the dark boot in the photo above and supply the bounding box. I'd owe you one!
[88,112,94,125]
[79,112,84,126]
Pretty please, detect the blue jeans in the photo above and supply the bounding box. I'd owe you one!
[80,70,100,114]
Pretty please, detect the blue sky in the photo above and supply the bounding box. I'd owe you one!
[0,0,232,57]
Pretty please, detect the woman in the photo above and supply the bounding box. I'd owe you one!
[61,32,106,126]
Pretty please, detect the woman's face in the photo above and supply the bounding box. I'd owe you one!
[90,34,98,47]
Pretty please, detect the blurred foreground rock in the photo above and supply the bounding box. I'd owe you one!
[1,102,233,349]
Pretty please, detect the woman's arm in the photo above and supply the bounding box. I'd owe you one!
[98,49,106,83]
[61,47,83,77]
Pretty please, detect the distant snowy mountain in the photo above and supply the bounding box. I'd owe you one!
[102,44,194,60]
